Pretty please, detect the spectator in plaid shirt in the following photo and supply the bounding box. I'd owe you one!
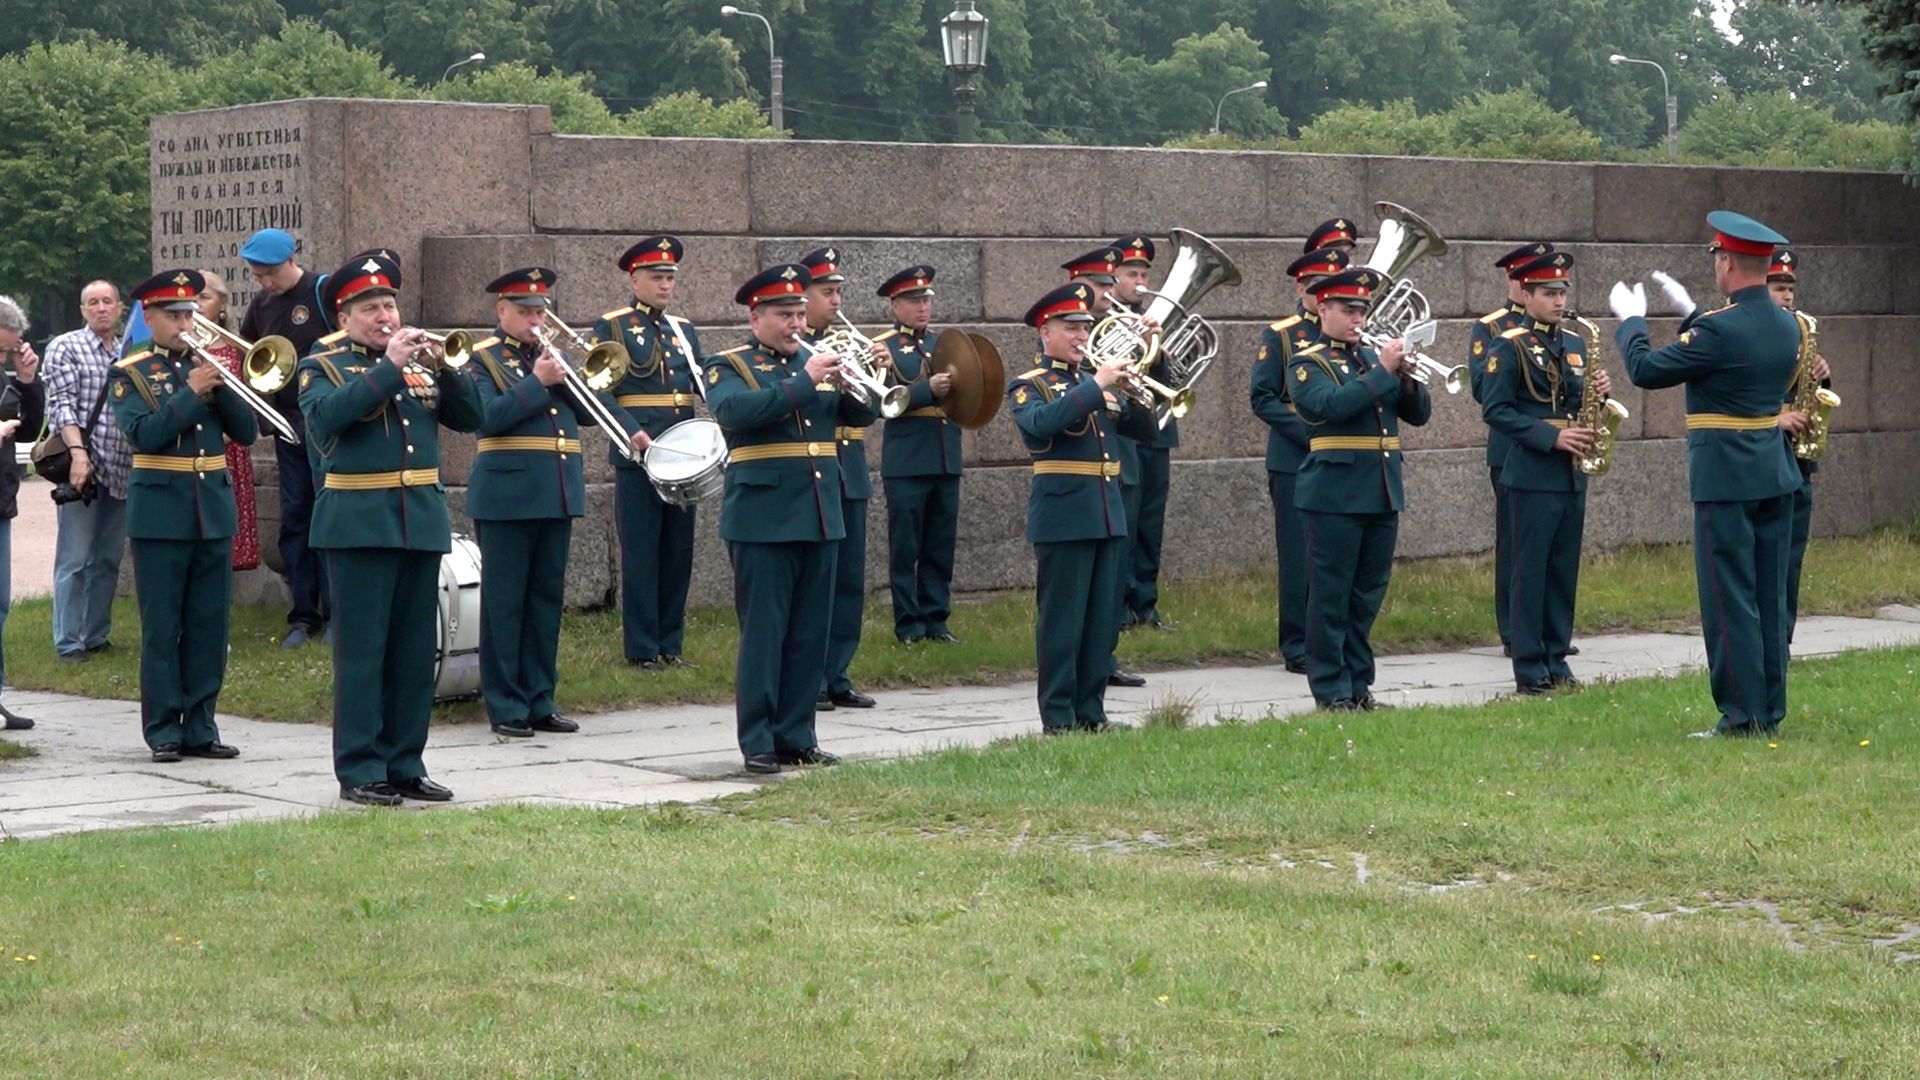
[43,279,132,662]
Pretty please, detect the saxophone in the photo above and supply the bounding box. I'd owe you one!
[1788,310,1840,461]
[1569,315,1629,477]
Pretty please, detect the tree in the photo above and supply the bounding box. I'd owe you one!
[1679,90,1839,165]
[1257,0,1471,124]
[1708,1,1891,123]
[0,0,284,65]
[195,20,414,107]
[544,0,753,108]
[0,40,183,305]
[1838,0,1920,170]
[1443,89,1605,161]
[305,0,552,86]
[1123,23,1287,140]
[433,61,620,134]
[621,91,782,138]
[1292,100,1450,156]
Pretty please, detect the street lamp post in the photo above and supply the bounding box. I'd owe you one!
[940,1,990,143]
[722,5,782,133]
[441,52,485,83]
[1210,79,1268,136]
[1609,53,1676,159]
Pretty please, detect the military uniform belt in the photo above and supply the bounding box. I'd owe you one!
[899,407,945,419]
[1544,419,1573,429]
[833,427,866,442]
[616,393,697,408]
[728,442,832,463]
[325,467,441,490]
[131,454,226,474]
[1684,413,1779,431]
[1033,460,1122,477]
[1309,436,1403,452]
[476,436,583,454]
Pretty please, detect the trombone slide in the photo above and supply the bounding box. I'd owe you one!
[535,328,643,464]
[178,328,301,445]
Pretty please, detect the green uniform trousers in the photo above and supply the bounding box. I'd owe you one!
[326,548,439,787]
[730,539,834,756]
[132,537,233,751]
[1491,468,1512,647]
[883,475,959,640]
[1126,445,1171,620]
[476,518,571,726]
[616,468,696,662]
[823,495,867,695]
[1037,536,1125,731]
[1266,470,1308,666]
[1108,478,1142,675]
[1695,495,1793,733]
[1505,489,1585,685]
[1301,509,1398,705]
[1788,471,1814,644]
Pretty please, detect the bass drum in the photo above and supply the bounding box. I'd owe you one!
[434,533,484,701]
[645,417,728,507]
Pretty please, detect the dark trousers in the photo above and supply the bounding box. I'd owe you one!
[325,548,440,787]
[823,496,868,695]
[1267,470,1308,664]
[1108,479,1141,673]
[1694,496,1792,733]
[616,468,695,661]
[1302,509,1398,705]
[730,540,835,756]
[1126,445,1171,618]
[1787,471,1815,644]
[1036,537,1124,731]
[276,435,328,629]
[476,518,571,726]
[132,537,232,751]
[1490,466,1511,646]
[1505,488,1585,685]
[883,474,959,639]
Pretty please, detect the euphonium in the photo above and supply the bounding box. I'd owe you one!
[1082,299,1194,426]
[1788,310,1839,461]
[1569,315,1629,477]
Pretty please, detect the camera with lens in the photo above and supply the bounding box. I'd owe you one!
[50,479,95,506]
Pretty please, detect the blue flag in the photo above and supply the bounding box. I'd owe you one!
[119,302,151,358]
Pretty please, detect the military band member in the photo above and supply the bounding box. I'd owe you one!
[1109,236,1181,633]
[467,268,626,738]
[1249,246,1349,675]
[876,264,965,649]
[1613,211,1803,737]
[1290,268,1431,711]
[299,252,484,805]
[799,247,878,710]
[1007,282,1158,733]
[1766,249,1831,642]
[110,270,260,763]
[1304,218,1360,256]
[704,263,876,773]
[1471,242,1556,657]
[595,236,704,669]
[1062,248,1143,687]
[1480,252,1611,695]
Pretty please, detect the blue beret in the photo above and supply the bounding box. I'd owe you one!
[240,228,297,266]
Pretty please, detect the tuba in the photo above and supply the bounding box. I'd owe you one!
[1569,315,1629,477]
[1357,201,1466,393]
[1081,229,1241,428]
[1788,310,1839,461]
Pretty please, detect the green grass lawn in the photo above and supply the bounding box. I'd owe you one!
[9,526,1920,724]
[2,648,1917,1078]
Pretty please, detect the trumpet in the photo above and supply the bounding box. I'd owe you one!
[178,315,301,444]
[1359,320,1466,395]
[533,317,642,464]
[790,325,910,418]
[378,324,471,371]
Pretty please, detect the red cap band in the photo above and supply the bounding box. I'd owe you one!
[1713,231,1775,257]
[1030,296,1091,327]
[748,279,807,307]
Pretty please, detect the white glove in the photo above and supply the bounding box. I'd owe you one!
[1649,270,1694,315]
[1609,281,1648,321]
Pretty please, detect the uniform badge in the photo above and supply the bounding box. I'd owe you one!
[1015,387,1031,404]
[299,370,314,391]
[707,368,722,385]
[1679,330,1694,345]
[1257,346,1268,361]
[1295,368,1308,382]
[291,305,310,326]
[1486,355,1499,374]
[1472,340,1484,357]
[401,362,440,410]
[113,381,126,399]
[1567,353,1584,368]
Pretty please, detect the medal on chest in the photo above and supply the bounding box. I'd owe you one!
[401,361,440,410]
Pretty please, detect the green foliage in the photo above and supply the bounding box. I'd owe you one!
[1842,0,1920,170]
[304,0,549,86]
[1709,1,1893,124]
[1442,90,1606,162]
[621,91,782,139]
[1678,90,1840,166]
[432,61,621,135]
[1293,100,1450,156]
[1127,23,1288,139]
[0,0,284,65]
[1818,118,1916,170]
[194,19,412,107]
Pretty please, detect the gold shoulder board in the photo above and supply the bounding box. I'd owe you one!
[601,306,634,321]
[1500,326,1529,340]
[471,336,502,351]
[1478,307,1507,325]
[1270,315,1302,332]
[115,351,151,368]
[318,330,348,346]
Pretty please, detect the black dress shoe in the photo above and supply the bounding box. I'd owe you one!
[776,747,841,766]
[829,689,875,709]
[530,714,580,733]
[390,776,454,802]
[1515,678,1557,697]
[632,656,662,670]
[896,633,925,646]
[85,640,114,654]
[0,704,33,730]
[815,691,837,712]
[1106,668,1146,688]
[1501,642,1513,657]
[1357,695,1392,711]
[1319,699,1361,713]
[1147,613,1179,632]
[150,743,183,763]
[181,741,240,759]
[341,782,403,807]
[281,624,314,650]
[926,632,963,645]
[490,719,535,738]
[1551,675,1584,692]
[743,752,781,774]
[1119,612,1142,633]
[1041,726,1075,737]
[661,654,697,669]
[1283,657,1308,675]
[1567,644,1581,656]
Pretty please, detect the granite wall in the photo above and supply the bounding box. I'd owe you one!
[152,99,1920,611]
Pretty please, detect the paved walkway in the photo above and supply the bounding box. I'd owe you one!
[6,611,1920,841]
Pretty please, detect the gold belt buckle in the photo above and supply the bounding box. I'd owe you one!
[555,437,569,452]
[399,470,417,488]
[807,441,821,457]
[193,455,209,474]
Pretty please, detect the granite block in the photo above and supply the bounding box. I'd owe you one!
[751,238,984,324]
[1809,433,1872,538]
[1568,245,1712,323]
[1601,438,1695,549]
[1397,448,1496,559]
[1793,247,1894,317]
[1854,172,1920,246]
[1592,163,1722,243]
[1870,319,1920,431]
[1868,429,1920,526]
[932,143,1115,238]
[1729,166,1853,246]
[751,140,944,237]
[1156,458,1272,580]
[1363,157,1596,241]
[549,234,760,330]
[1265,152,1373,238]
[444,483,616,610]
[1818,316,1872,434]
[533,135,752,234]
[420,235,557,327]
[1103,147,1271,237]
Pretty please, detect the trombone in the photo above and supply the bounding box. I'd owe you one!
[179,314,302,444]
[534,315,642,464]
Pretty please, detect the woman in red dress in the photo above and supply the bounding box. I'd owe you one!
[195,271,261,571]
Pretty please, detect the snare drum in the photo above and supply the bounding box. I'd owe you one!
[645,418,728,507]
[434,534,483,701]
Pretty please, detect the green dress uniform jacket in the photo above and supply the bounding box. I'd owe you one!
[804,324,878,694]
[878,324,961,642]
[596,302,704,457]
[1249,307,1319,666]
[879,325,960,477]
[1470,301,1527,647]
[1618,284,1802,733]
[110,346,261,752]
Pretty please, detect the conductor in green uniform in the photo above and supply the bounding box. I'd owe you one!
[705,263,877,774]
[110,269,260,762]
[877,264,964,648]
[299,252,484,804]
[1250,246,1348,675]
[1480,252,1611,695]
[1290,268,1431,711]
[1007,282,1158,733]
[1613,211,1804,737]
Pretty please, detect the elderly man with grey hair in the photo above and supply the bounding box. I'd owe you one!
[42,279,132,663]
[0,295,46,728]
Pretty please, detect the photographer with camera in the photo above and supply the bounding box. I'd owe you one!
[41,280,131,663]
[1,295,45,729]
